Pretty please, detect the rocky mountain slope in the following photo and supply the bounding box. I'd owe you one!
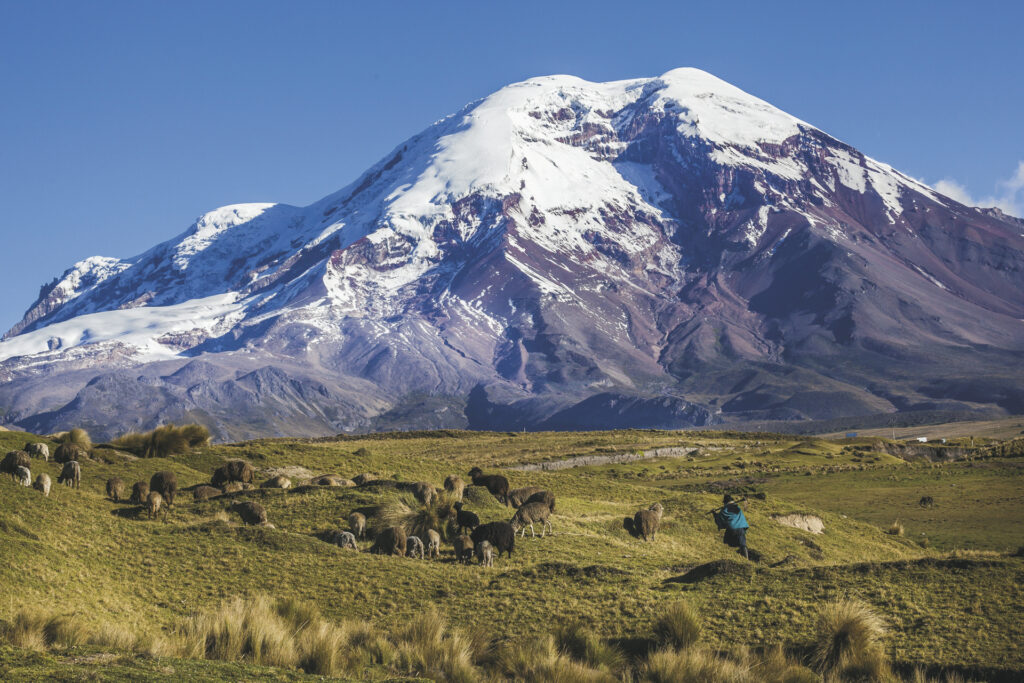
[1,68,1022,440]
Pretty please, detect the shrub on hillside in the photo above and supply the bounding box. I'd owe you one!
[811,599,889,680]
[55,427,92,451]
[652,601,702,651]
[887,520,905,536]
[371,493,451,541]
[112,423,211,458]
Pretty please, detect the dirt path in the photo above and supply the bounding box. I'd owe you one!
[508,446,697,471]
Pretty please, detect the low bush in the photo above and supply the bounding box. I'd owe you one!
[811,599,889,680]
[112,423,211,458]
[652,601,701,651]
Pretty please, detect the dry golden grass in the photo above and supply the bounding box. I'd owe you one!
[112,423,211,458]
[811,599,889,680]
[652,601,702,651]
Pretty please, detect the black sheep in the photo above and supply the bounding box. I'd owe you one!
[468,467,510,506]
[452,501,480,534]
[471,521,515,559]
[233,501,268,526]
[54,443,87,464]
[524,490,555,513]
[211,459,255,487]
[2,450,31,479]
[150,470,178,507]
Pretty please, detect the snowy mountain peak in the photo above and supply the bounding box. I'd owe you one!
[1,68,1022,439]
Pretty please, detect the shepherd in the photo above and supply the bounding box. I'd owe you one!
[712,494,750,560]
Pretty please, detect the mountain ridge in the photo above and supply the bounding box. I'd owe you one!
[2,68,1021,440]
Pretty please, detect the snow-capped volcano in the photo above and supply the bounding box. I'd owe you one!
[2,68,1022,440]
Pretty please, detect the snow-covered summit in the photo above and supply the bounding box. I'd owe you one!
[2,68,1021,439]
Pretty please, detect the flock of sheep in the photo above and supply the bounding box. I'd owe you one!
[2,445,665,566]
[1,442,83,496]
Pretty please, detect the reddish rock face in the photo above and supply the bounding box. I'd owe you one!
[1,70,1022,439]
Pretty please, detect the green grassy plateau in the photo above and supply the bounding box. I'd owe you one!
[1,427,1021,681]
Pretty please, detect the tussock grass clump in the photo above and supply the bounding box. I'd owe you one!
[0,609,135,653]
[55,427,92,451]
[639,647,749,683]
[811,599,889,680]
[371,493,449,540]
[887,520,905,536]
[652,601,702,651]
[112,423,211,458]
[176,594,299,668]
[498,634,617,682]
[392,608,478,682]
[553,620,626,673]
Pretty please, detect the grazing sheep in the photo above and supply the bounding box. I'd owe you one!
[509,486,544,508]
[150,471,178,506]
[471,521,515,559]
[146,491,165,520]
[193,485,221,502]
[475,540,494,567]
[406,535,425,559]
[54,443,87,464]
[2,450,31,479]
[919,495,935,508]
[443,475,466,500]
[58,461,81,489]
[348,512,367,539]
[211,459,255,488]
[332,530,358,550]
[524,490,556,513]
[233,501,268,526]
[370,526,407,556]
[311,474,354,487]
[130,481,150,504]
[106,477,125,502]
[634,502,664,542]
[33,473,51,497]
[451,502,480,534]
[25,443,49,461]
[352,472,377,486]
[15,465,31,487]
[409,481,437,506]
[426,529,441,559]
[453,534,474,564]
[468,467,510,505]
[510,501,553,538]
[261,475,291,489]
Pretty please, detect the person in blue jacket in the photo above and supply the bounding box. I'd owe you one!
[713,494,749,560]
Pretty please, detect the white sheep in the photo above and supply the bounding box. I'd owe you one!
[475,540,494,567]
[33,473,51,497]
[15,465,31,487]
[426,528,441,559]
[406,535,425,559]
[334,530,358,550]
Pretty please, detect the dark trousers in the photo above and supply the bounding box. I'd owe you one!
[724,528,749,558]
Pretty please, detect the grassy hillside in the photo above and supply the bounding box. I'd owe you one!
[0,428,1021,680]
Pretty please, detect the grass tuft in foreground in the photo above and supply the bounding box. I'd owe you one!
[811,598,889,680]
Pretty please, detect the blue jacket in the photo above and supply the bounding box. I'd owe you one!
[715,504,749,531]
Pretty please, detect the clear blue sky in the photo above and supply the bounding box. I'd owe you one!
[1,0,1021,335]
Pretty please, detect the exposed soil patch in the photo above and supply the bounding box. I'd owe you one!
[773,513,825,534]
[510,446,696,471]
